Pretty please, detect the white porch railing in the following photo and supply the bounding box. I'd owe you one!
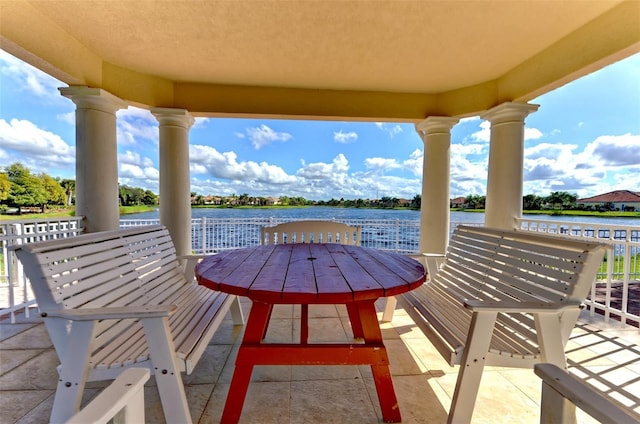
[517,217,640,329]
[121,217,426,254]
[2,215,639,331]
[0,217,85,322]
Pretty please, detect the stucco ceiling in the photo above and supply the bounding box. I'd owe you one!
[1,0,639,120]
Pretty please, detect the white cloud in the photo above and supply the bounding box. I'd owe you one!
[375,122,403,137]
[469,121,491,142]
[117,107,158,145]
[57,111,75,125]
[0,118,75,166]
[364,157,400,172]
[334,130,358,143]
[190,144,297,184]
[583,133,640,167]
[403,149,423,176]
[297,154,349,179]
[0,50,62,98]
[524,127,543,140]
[469,121,543,142]
[245,124,292,149]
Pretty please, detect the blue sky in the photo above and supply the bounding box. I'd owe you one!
[1,49,638,201]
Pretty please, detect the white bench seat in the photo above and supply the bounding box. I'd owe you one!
[397,225,607,424]
[13,225,244,424]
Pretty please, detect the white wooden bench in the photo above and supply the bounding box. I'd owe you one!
[397,225,607,424]
[13,225,244,424]
[534,363,639,424]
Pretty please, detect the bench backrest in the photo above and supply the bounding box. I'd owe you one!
[13,225,187,353]
[261,220,361,245]
[440,225,605,306]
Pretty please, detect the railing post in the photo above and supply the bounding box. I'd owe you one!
[395,219,400,252]
[201,217,207,255]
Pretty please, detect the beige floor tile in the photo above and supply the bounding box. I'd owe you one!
[433,369,541,423]
[0,348,46,375]
[290,378,378,423]
[0,323,40,342]
[306,317,349,342]
[291,364,361,381]
[382,374,450,423]
[386,338,429,376]
[183,344,234,385]
[0,349,59,390]
[0,324,52,349]
[241,382,292,423]
[0,390,53,423]
[263,317,294,343]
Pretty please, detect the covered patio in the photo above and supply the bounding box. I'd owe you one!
[1,1,639,423]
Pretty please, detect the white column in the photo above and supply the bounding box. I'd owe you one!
[416,117,459,254]
[481,102,539,229]
[59,86,127,233]
[151,108,194,256]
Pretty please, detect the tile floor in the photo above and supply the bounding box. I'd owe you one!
[1,298,639,424]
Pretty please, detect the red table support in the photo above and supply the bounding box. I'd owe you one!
[196,243,425,423]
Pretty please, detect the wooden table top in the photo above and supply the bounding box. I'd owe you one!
[196,243,426,304]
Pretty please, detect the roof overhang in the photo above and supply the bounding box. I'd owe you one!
[1,0,639,121]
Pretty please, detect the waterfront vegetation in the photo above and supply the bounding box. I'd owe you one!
[2,162,639,219]
[2,204,639,221]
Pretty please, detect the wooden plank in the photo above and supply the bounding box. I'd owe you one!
[325,244,384,298]
[308,243,360,303]
[249,244,294,302]
[281,244,317,299]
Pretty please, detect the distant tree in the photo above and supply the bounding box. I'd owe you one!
[523,194,542,210]
[60,178,75,205]
[0,172,10,202]
[545,191,577,209]
[5,163,47,213]
[411,194,421,209]
[143,190,158,205]
[40,173,66,208]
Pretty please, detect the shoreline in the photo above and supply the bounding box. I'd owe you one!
[1,205,639,220]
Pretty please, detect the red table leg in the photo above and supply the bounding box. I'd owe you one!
[346,302,364,338]
[221,301,272,424]
[357,300,402,423]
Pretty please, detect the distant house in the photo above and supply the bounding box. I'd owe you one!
[450,196,466,208]
[577,190,640,211]
[204,196,223,205]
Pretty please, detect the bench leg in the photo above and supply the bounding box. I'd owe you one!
[229,295,245,325]
[141,317,192,424]
[448,311,497,424]
[535,313,576,424]
[49,319,97,423]
[540,380,577,424]
[381,296,397,322]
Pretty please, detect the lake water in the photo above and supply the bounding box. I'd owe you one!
[127,206,640,227]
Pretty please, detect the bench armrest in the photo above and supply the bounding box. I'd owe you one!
[41,305,177,321]
[464,300,582,313]
[178,254,208,282]
[535,363,639,424]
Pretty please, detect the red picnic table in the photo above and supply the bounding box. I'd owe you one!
[196,243,426,423]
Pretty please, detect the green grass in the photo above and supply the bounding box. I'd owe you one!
[0,205,159,220]
[598,254,640,275]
